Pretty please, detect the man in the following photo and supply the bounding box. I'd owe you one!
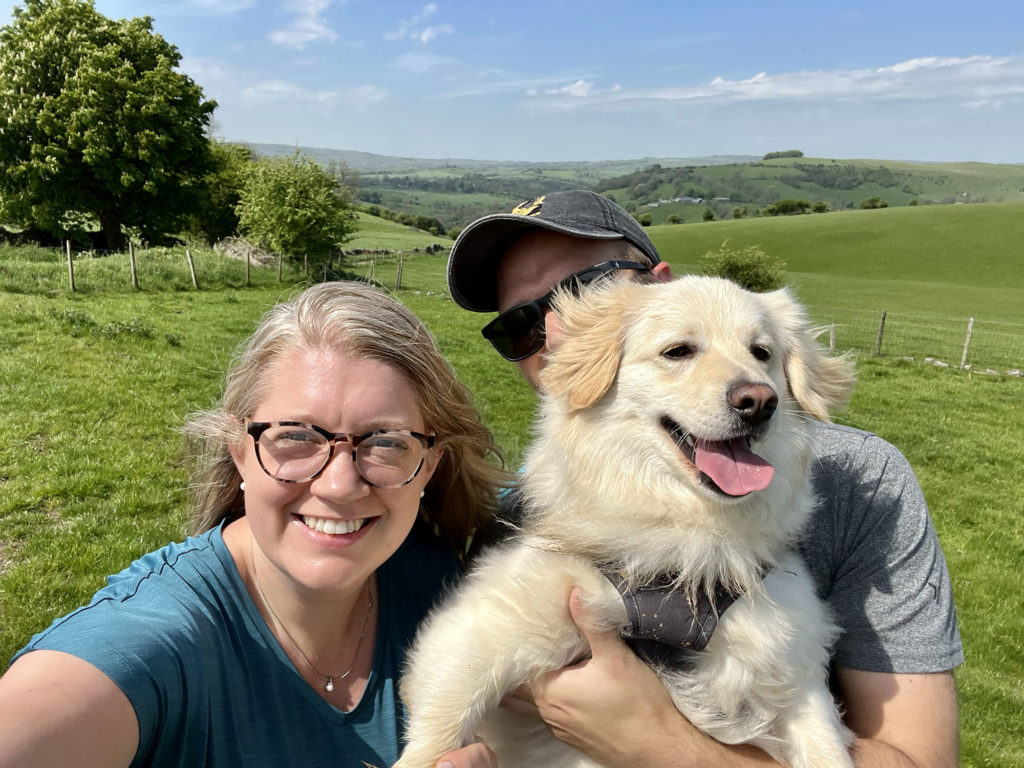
[447,190,962,768]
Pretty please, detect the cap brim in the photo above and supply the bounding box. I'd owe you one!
[447,213,623,313]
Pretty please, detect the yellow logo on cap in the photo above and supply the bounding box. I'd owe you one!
[511,195,545,216]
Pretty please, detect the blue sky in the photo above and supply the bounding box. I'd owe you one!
[12,0,1024,163]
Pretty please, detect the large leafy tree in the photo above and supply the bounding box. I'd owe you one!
[0,0,216,247]
[237,152,356,261]
[186,140,253,243]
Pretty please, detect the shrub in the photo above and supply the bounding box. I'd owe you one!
[860,196,889,209]
[698,243,787,292]
[762,198,811,216]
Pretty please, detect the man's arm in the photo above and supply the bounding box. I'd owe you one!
[839,667,959,768]
[508,590,958,768]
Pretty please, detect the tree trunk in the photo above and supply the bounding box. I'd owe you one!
[98,212,126,251]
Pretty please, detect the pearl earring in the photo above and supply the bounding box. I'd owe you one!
[420,491,425,498]
[240,481,247,492]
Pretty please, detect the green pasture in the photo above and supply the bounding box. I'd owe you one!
[1,202,1022,765]
[345,211,453,251]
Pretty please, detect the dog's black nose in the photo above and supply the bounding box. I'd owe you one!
[729,382,778,426]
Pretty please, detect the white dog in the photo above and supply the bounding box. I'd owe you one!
[395,276,857,768]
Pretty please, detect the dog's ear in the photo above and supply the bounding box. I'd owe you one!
[760,287,856,422]
[540,282,636,409]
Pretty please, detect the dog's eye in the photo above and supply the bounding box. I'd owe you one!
[663,344,695,359]
[750,345,772,362]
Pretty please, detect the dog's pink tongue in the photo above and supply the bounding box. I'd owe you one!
[694,438,775,496]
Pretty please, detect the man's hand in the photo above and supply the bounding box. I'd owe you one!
[501,588,684,764]
[434,742,498,768]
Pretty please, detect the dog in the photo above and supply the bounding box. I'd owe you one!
[395,275,857,768]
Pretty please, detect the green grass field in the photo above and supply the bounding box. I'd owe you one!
[1,202,1022,765]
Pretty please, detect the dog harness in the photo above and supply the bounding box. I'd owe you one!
[603,571,743,667]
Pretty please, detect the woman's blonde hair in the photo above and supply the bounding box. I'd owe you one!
[184,281,508,549]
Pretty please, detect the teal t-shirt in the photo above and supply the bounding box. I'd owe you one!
[13,520,459,767]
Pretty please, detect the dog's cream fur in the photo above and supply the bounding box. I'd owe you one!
[396,276,857,768]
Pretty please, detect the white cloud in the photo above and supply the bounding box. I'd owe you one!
[545,80,593,97]
[524,55,1024,113]
[268,0,340,49]
[418,24,453,44]
[394,52,455,74]
[241,79,339,105]
[434,69,602,99]
[385,3,452,44]
[239,79,387,109]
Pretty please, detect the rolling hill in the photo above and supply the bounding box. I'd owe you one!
[246,143,1024,230]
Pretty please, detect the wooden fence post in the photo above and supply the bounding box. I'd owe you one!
[873,310,887,357]
[960,317,975,370]
[278,253,283,283]
[66,240,76,293]
[128,241,139,290]
[185,248,199,289]
[304,253,308,276]
[394,252,404,291]
[245,248,251,286]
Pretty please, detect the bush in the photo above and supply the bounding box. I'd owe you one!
[859,196,889,209]
[698,243,787,292]
[762,198,811,216]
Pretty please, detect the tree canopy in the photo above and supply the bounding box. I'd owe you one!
[236,152,356,260]
[0,0,216,247]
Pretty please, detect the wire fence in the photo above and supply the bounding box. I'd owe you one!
[807,304,1024,375]
[3,244,1021,375]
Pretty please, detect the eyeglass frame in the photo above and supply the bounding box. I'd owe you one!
[245,420,437,488]
[481,259,651,362]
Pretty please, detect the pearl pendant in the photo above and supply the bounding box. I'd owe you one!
[325,678,334,692]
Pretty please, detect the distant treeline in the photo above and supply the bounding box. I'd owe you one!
[360,172,577,201]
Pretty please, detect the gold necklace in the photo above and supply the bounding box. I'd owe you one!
[252,570,374,693]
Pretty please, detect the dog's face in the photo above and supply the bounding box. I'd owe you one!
[524,276,855,562]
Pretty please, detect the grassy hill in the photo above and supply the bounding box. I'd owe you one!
[598,157,1024,223]
[250,143,1024,230]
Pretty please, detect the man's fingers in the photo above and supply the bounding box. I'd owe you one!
[567,587,619,656]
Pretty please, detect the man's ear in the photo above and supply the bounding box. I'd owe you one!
[539,283,638,410]
[652,262,672,283]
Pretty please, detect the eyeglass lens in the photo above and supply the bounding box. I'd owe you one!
[252,423,429,488]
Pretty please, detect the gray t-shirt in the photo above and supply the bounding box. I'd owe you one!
[800,422,963,673]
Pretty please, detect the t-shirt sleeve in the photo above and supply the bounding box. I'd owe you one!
[16,593,190,754]
[805,426,964,673]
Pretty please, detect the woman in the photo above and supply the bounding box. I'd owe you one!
[0,282,507,768]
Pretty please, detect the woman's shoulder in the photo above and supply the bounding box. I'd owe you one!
[17,527,237,662]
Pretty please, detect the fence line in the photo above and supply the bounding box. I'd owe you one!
[3,244,1020,374]
[810,305,1023,375]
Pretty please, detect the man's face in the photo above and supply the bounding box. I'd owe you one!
[494,229,634,391]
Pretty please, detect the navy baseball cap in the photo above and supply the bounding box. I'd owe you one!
[446,190,661,312]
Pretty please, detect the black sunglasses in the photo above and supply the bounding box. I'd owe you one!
[481,260,650,361]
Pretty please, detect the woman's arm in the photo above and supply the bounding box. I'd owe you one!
[0,650,138,768]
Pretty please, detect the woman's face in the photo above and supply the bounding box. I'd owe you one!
[231,346,438,595]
